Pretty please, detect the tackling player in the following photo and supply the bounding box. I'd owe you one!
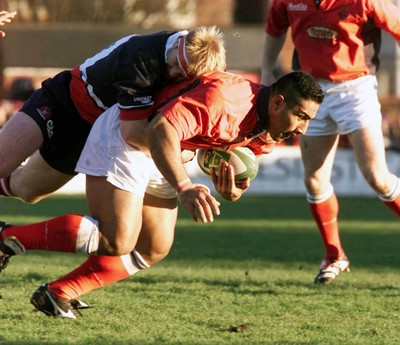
[0,70,324,318]
[0,25,226,203]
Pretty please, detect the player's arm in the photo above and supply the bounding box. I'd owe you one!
[260,33,287,85]
[368,0,400,45]
[145,112,220,223]
[210,161,250,202]
[120,119,196,163]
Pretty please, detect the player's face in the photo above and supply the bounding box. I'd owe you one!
[268,96,319,142]
[166,42,187,81]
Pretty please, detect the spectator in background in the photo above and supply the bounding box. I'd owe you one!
[0,10,19,127]
[0,10,16,37]
[0,77,35,128]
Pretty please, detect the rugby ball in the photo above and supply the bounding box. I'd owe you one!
[197,147,258,181]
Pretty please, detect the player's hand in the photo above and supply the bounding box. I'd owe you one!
[178,184,220,223]
[211,161,250,201]
[0,11,16,37]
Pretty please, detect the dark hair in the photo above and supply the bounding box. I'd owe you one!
[271,71,324,107]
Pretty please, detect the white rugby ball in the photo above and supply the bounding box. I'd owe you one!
[197,147,258,181]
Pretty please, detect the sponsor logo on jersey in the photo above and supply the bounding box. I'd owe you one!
[133,96,153,105]
[288,3,307,11]
[36,106,54,138]
[46,120,54,138]
[307,26,337,40]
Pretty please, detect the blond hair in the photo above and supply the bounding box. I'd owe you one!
[185,26,226,77]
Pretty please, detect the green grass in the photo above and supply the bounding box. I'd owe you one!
[0,195,399,344]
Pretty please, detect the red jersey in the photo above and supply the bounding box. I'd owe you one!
[121,71,275,156]
[266,0,400,81]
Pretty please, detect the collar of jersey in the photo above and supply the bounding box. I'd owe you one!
[251,86,270,138]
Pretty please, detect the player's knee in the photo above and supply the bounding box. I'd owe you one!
[135,227,174,264]
[106,241,135,256]
[140,245,171,265]
[304,175,324,194]
[100,228,138,256]
[14,190,44,204]
[6,175,47,204]
[364,170,387,193]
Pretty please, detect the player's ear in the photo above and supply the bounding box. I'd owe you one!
[272,95,285,110]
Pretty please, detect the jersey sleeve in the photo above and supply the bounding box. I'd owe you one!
[112,40,166,110]
[119,105,155,121]
[367,0,400,43]
[158,95,208,141]
[266,0,290,36]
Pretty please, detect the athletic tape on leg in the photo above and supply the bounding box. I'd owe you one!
[120,249,150,275]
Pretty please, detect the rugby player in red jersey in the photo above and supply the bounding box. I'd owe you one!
[0,70,323,318]
[261,0,400,284]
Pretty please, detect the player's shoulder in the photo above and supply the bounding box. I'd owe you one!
[197,72,257,112]
[199,71,253,93]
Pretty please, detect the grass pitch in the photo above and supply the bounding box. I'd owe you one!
[0,194,399,345]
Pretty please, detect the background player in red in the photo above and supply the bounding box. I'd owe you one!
[261,0,400,284]
[0,70,324,318]
[0,25,226,203]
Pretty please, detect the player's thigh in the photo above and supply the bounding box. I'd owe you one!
[348,126,391,180]
[300,134,339,190]
[10,150,74,203]
[0,112,42,176]
[86,175,144,251]
[136,193,178,264]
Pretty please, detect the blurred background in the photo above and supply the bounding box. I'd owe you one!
[0,0,398,196]
[0,0,399,150]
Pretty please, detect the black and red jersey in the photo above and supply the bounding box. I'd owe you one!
[69,30,186,124]
[266,0,400,81]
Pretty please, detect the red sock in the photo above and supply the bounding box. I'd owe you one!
[1,214,87,252]
[308,193,344,261]
[49,255,136,300]
[382,194,400,218]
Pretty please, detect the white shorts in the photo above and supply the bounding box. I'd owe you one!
[306,75,382,136]
[76,104,177,199]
